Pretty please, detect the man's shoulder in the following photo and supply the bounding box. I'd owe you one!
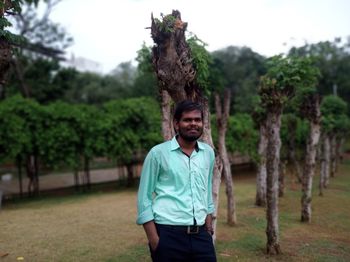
[198,140,214,152]
[198,140,215,159]
[149,139,172,154]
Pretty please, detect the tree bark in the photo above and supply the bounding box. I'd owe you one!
[265,110,282,255]
[74,168,80,191]
[126,164,134,187]
[161,89,174,140]
[16,155,24,198]
[278,160,286,197]
[319,134,330,194]
[84,156,91,190]
[301,119,321,222]
[256,121,268,206]
[330,135,337,177]
[0,37,11,99]
[215,90,236,225]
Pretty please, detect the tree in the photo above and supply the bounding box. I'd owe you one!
[3,0,72,101]
[259,55,318,254]
[289,39,350,115]
[0,95,32,196]
[252,97,268,206]
[294,86,322,223]
[212,45,266,113]
[319,95,348,194]
[133,43,158,98]
[103,97,162,186]
[215,89,236,225]
[0,95,43,196]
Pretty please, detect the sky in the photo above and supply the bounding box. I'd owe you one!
[49,0,350,74]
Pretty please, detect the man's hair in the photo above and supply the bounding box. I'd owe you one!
[173,100,203,121]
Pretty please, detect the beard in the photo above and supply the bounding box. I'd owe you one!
[178,127,203,142]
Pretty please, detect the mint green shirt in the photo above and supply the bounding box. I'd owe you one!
[136,136,215,226]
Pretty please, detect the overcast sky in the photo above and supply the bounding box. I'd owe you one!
[50,0,350,74]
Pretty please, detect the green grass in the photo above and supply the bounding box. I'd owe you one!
[1,163,350,262]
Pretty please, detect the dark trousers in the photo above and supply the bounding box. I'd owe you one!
[149,224,217,262]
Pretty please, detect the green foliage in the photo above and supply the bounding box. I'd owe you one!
[259,55,320,109]
[212,113,259,161]
[320,95,347,116]
[212,46,266,113]
[0,95,42,162]
[321,95,348,134]
[187,35,212,96]
[289,39,350,113]
[0,95,163,171]
[250,95,266,126]
[280,114,309,157]
[133,43,158,98]
[102,97,162,164]
[154,14,176,33]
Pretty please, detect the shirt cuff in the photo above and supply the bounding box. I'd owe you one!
[136,209,154,225]
[207,205,215,215]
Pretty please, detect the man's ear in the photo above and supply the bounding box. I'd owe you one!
[173,120,178,132]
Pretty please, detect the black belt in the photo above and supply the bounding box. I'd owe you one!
[156,224,205,234]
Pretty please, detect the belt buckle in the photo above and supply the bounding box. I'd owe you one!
[187,226,199,234]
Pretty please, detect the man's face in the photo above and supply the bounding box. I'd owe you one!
[174,110,203,142]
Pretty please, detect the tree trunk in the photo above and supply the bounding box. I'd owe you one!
[319,134,330,195]
[0,36,11,99]
[126,164,134,187]
[336,137,345,166]
[265,110,282,255]
[301,119,321,222]
[161,89,174,140]
[84,156,91,190]
[256,121,268,206]
[201,99,223,241]
[278,160,286,197]
[74,168,80,191]
[323,135,331,188]
[330,135,337,177]
[16,155,24,198]
[215,90,236,225]
[33,154,40,195]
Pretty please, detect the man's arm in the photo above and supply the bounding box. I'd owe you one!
[143,220,159,251]
[136,150,159,225]
[205,214,214,235]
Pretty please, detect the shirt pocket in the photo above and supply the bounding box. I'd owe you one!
[194,166,209,192]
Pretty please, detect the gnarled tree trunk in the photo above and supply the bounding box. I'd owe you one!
[161,90,174,140]
[278,160,286,197]
[319,133,330,195]
[301,98,321,222]
[265,109,282,255]
[330,135,337,177]
[215,89,236,225]
[256,120,268,206]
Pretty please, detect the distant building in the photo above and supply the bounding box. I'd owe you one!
[62,53,103,74]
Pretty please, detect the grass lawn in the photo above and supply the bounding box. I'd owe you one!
[1,163,349,262]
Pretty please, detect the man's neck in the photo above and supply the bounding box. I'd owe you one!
[176,136,197,155]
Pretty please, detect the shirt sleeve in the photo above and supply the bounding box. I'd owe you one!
[136,150,160,225]
[207,148,215,214]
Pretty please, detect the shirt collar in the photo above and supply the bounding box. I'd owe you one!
[170,136,204,152]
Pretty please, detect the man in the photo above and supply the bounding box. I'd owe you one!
[136,100,216,262]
